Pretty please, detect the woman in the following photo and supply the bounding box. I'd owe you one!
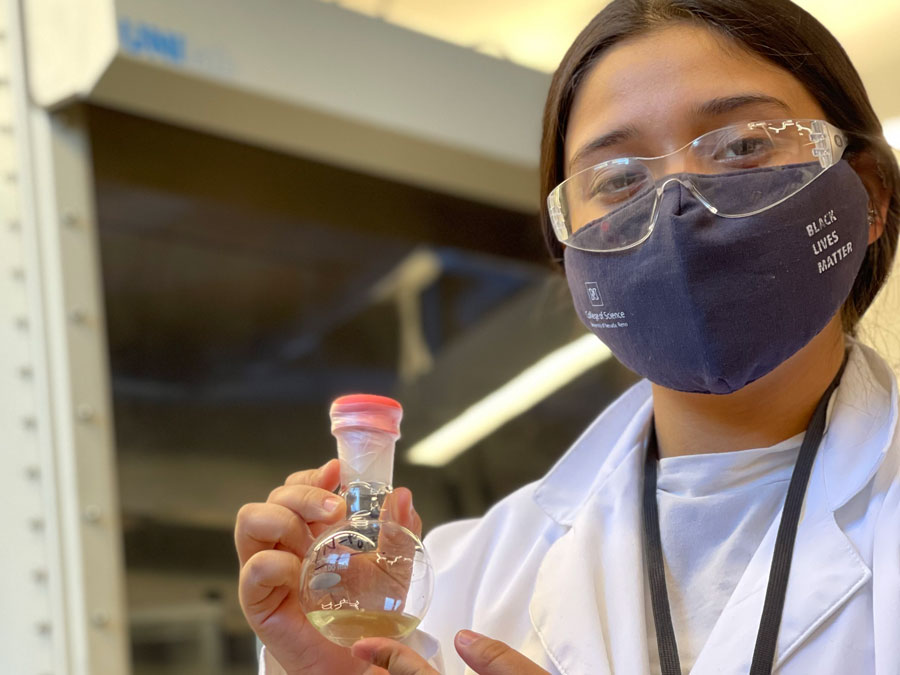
[235,0,900,673]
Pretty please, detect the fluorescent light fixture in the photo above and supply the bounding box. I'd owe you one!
[405,334,612,467]
[884,116,900,150]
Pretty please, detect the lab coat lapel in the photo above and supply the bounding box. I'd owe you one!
[691,461,871,674]
[530,441,649,675]
[530,388,657,675]
[693,347,885,674]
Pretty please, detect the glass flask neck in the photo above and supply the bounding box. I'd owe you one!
[333,426,397,520]
[342,480,392,520]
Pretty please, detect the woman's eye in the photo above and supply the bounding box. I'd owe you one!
[589,171,647,201]
[714,136,774,163]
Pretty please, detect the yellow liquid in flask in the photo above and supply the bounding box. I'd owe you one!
[306,609,421,647]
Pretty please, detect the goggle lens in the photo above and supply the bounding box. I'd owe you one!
[548,119,848,253]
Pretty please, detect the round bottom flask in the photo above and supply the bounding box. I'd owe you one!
[299,395,433,647]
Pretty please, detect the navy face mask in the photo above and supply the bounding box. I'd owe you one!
[563,160,869,394]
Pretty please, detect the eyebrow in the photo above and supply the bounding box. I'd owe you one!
[568,124,640,174]
[693,93,792,117]
[567,93,793,174]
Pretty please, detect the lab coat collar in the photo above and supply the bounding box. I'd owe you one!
[818,340,898,511]
[532,379,653,527]
[532,340,898,525]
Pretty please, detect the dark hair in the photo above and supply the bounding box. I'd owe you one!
[540,0,900,334]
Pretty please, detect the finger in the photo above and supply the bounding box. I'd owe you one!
[352,638,438,675]
[309,518,342,538]
[268,483,346,525]
[384,488,422,537]
[455,631,547,675]
[235,502,314,567]
[360,667,390,675]
[238,549,302,623]
[285,458,341,489]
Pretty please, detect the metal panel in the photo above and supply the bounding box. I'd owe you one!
[0,3,62,672]
[0,1,130,673]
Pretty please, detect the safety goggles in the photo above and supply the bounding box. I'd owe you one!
[547,119,849,253]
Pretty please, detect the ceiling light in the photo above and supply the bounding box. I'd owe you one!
[405,334,612,467]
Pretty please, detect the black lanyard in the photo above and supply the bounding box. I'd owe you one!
[642,355,848,675]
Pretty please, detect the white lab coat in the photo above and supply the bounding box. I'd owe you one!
[418,341,900,675]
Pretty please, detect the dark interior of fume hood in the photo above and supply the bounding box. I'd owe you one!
[86,104,637,674]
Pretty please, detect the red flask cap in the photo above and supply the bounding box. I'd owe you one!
[330,394,403,437]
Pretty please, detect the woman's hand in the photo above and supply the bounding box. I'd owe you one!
[235,459,422,675]
[351,630,551,675]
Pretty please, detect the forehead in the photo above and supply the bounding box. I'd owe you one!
[564,24,826,169]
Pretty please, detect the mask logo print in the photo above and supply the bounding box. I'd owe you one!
[585,282,604,307]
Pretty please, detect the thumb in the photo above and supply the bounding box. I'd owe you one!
[454,631,548,675]
[351,637,438,675]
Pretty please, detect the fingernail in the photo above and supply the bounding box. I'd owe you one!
[324,495,343,512]
[456,630,482,647]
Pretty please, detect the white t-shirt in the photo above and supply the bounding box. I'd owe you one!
[647,433,804,675]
